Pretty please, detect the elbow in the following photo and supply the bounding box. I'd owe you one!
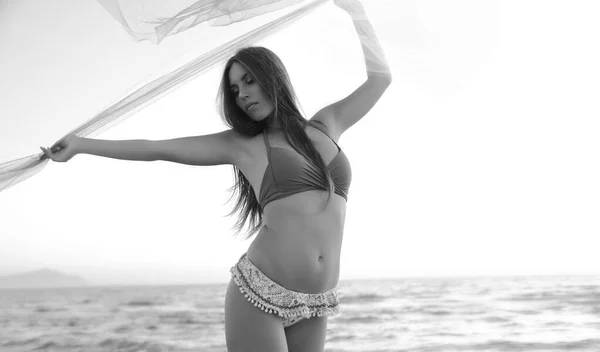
[368,71,392,87]
[146,140,167,162]
[381,71,392,86]
[382,74,392,88]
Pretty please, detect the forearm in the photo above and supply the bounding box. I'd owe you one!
[76,137,159,162]
[348,9,392,79]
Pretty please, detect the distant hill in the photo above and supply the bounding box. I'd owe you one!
[0,269,90,289]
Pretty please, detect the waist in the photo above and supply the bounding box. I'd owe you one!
[247,241,341,293]
[247,198,346,293]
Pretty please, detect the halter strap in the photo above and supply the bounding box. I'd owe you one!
[262,129,272,162]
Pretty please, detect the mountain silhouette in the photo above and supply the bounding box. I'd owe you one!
[0,268,89,289]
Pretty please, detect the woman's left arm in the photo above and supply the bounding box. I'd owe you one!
[313,0,392,139]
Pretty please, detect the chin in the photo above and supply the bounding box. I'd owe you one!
[252,113,273,123]
[245,108,274,122]
[248,114,267,122]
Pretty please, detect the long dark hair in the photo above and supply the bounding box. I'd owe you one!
[217,46,334,239]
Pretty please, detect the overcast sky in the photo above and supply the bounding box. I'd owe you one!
[1,0,599,286]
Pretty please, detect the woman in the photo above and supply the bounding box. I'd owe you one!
[41,0,391,350]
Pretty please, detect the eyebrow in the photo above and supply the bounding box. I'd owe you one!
[229,73,249,88]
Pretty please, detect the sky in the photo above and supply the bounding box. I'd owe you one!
[1,0,599,286]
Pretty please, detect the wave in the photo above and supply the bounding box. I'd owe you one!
[482,316,512,324]
[333,306,404,325]
[417,339,600,352]
[335,314,381,324]
[33,341,62,350]
[33,305,68,313]
[326,334,357,343]
[113,324,132,333]
[480,339,600,351]
[401,304,453,316]
[501,290,600,306]
[1,338,40,347]
[158,310,219,326]
[97,338,174,351]
[28,340,89,351]
[124,300,162,307]
[424,309,452,316]
[339,293,388,304]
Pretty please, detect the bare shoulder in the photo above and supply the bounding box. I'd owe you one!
[223,128,254,148]
[309,109,340,142]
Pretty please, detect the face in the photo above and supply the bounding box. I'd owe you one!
[228,62,275,122]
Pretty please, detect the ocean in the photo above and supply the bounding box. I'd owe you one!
[1,275,599,352]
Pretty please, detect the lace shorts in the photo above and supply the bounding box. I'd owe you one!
[229,253,340,328]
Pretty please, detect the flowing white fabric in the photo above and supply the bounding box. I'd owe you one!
[0,0,329,193]
[97,0,307,44]
[0,0,391,194]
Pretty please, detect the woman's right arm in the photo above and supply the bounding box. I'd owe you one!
[42,129,248,166]
[155,129,247,166]
[76,138,160,162]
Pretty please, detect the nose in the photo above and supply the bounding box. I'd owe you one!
[237,88,249,100]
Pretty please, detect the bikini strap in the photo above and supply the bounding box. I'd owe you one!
[262,129,272,160]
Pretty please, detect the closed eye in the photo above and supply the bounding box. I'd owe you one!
[229,73,254,95]
[230,80,254,95]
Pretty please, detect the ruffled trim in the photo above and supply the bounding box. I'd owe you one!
[229,254,340,324]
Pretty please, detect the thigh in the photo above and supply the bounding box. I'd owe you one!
[225,279,288,352]
[284,316,328,352]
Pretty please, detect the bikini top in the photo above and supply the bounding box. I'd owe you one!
[258,121,352,209]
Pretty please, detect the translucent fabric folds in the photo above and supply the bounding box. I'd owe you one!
[97,0,307,44]
[0,0,329,193]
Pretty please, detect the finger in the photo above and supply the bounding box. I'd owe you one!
[40,147,47,160]
[52,138,65,150]
[41,147,53,160]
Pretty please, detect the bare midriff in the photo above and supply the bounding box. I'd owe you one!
[246,190,346,294]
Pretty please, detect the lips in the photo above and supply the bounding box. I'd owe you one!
[245,102,258,111]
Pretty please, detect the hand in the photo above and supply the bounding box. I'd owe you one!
[334,0,365,16]
[40,134,81,163]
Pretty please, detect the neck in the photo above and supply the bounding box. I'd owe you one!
[265,115,282,130]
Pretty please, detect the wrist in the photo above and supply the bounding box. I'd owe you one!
[346,5,366,18]
[73,136,86,154]
[349,11,369,23]
[335,0,366,18]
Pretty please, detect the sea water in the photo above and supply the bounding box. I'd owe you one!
[1,275,599,352]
